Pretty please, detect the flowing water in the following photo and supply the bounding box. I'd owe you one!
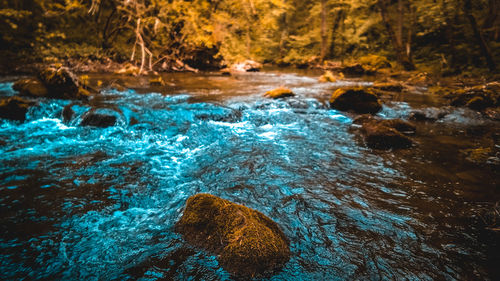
[0,70,498,280]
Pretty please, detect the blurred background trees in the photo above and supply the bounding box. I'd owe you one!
[0,0,498,73]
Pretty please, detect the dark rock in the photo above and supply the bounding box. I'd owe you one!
[330,87,382,114]
[341,64,375,76]
[0,96,36,121]
[80,112,117,128]
[373,82,404,92]
[353,115,415,149]
[62,104,75,122]
[409,108,449,122]
[38,66,80,99]
[13,78,48,97]
[176,193,290,277]
[363,122,413,149]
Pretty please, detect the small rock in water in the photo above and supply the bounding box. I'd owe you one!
[330,87,382,114]
[80,112,117,128]
[38,66,80,99]
[175,193,290,277]
[264,87,295,99]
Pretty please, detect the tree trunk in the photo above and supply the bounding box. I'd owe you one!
[378,0,415,70]
[463,0,496,71]
[396,0,403,47]
[320,0,328,62]
[328,9,345,59]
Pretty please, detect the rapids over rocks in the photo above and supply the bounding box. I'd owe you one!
[0,70,499,280]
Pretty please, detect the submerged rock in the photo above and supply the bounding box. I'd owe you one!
[264,87,295,99]
[330,87,382,114]
[354,115,415,150]
[13,78,49,98]
[176,193,290,277]
[409,108,449,122]
[0,96,36,121]
[373,82,405,92]
[80,112,117,128]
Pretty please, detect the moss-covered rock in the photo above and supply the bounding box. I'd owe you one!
[264,87,295,99]
[318,71,338,82]
[149,76,165,86]
[38,66,80,99]
[175,193,290,278]
[330,87,382,114]
[0,96,36,121]
[447,84,499,111]
[13,78,49,98]
[358,55,392,70]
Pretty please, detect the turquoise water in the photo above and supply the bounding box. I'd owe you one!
[0,72,498,280]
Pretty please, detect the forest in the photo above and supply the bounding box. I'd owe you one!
[1,0,499,75]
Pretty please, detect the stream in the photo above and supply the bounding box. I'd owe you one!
[0,70,499,280]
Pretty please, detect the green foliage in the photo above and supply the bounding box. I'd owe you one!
[0,0,498,73]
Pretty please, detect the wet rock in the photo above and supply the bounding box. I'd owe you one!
[358,54,392,70]
[62,104,75,122]
[264,87,295,99]
[80,112,117,128]
[38,66,80,99]
[12,78,49,98]
[354,115,415,149]
[362,122,413,149]
[0,96,36,121]
[176,193,290,277]
[149,76,165,86]
[231,60,262,72]
[330,87,382,114]
[409,108,449,122]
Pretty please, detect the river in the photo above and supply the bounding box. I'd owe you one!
[0,70,498,280]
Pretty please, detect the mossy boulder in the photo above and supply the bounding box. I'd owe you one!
[13,78,49,98]
[38,66,80,99]
[354,115,415,150]
[0,96,36,121]
[330,87,382,114]
[447,84,499,111]
[175,193,290,277]
[358,54,392,69]
[264,87,295,99]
